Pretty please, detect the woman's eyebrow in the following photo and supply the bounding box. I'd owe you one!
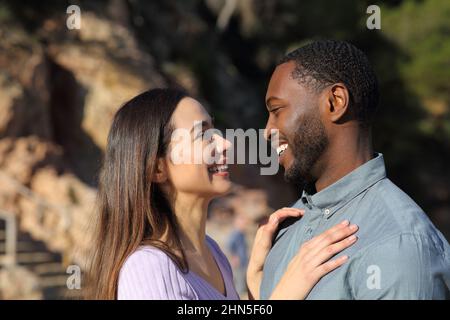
[189,120,209,134]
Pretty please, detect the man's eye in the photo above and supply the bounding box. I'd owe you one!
[270,107,282,114]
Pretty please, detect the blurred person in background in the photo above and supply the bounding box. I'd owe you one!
[227,212,250,297]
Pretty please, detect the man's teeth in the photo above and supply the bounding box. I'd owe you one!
[208,164,229,173]
[276,144,288,156]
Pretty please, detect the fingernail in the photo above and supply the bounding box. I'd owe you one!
[348,235,357,241]
[349,224,358,230]
[341,220,349,226]
[341,255,349,260]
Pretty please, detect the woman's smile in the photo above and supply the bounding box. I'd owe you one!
[208,164,230,177]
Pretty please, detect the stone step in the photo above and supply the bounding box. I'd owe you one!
[0,222,75,299]
[39,274,70,288]
[43,286,82,300]
[0,254,54,266]
[0,241,48,254]
[39,275,82,300]
[4,252,56,265]
[30,262,67,276]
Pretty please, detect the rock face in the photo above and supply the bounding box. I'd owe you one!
[0,11,167,273]
[47,13,166,151]
[0,137,64,212]
[0,27,51,140]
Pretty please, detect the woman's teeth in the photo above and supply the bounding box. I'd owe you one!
[208,164,229,173]
[276,144,288,156]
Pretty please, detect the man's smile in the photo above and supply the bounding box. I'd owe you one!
[276,143,288,156]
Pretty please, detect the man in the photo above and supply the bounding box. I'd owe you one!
[260,40,450,299]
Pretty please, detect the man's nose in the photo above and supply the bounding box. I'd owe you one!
[264,119,275,141]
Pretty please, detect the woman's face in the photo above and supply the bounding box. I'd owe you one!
[163,97,232,199]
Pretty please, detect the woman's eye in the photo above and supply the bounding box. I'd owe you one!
[196,131,213,141]
[195,130,205,139]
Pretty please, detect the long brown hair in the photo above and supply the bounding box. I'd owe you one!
[85,88,189,299]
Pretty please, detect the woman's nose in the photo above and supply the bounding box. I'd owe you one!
[214,134,232,153]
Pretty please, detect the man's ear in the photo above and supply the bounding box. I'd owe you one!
[326,83,350,123]
[152,157,168,183]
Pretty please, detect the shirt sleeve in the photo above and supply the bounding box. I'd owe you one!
[350,233,450,299]
[117,247,197,300]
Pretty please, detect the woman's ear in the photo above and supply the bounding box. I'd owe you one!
[152,157,168,183]
[326,83,350,123]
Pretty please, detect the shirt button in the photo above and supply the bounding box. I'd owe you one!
[324,209,330,215]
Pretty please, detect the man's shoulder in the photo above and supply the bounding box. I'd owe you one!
[365,178,436,235]
[371,178,423,212]
[349,177,449,257]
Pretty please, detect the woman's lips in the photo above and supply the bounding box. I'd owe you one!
[212,171,229,177]
[208,164,229,177]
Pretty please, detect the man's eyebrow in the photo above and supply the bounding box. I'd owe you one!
[266,96,283,108]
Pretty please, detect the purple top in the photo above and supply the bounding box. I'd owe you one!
[117,235,240,300]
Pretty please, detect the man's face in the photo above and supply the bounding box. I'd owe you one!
[265,61,329,185]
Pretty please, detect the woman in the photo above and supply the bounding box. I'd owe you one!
[86,88,358,300]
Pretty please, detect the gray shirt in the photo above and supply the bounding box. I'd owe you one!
[260,153,450,299]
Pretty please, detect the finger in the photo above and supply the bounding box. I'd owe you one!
[250,222,279,265]
[306,220,351,247]
[269,208,304,224]
[316,224,358,248]
[307,234,357,268]
[250,208,304,268]
[311,255,349,281]
[258,208,303,227]
[305,222,357,253]
[258,208,303,234]
[300,223,358,262]
[248,225,275,271]
[263,208,304,242]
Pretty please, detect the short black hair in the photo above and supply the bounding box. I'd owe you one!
[278,40,379,127]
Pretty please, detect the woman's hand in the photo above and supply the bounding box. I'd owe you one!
[269,220,359,300]
[247,207,304,300]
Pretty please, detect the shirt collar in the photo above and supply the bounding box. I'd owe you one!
[299,153,387,219]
